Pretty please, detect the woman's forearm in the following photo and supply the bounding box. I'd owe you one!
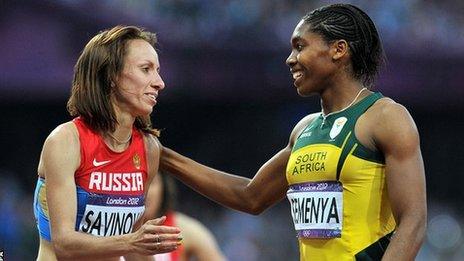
[160,147,257,213]
[53,217,181,259]
[53,231,132,259]
[382,214,426,260]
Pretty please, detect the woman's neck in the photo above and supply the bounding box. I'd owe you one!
[104,110,135,151]
[320,82,369,116]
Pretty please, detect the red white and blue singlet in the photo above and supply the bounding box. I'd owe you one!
[33,117,149,240]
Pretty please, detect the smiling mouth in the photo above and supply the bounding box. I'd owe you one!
[292,71,303,80]
[145,93,157,102]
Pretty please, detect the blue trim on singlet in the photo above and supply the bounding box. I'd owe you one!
[34,177,146,240]
[33,178,90,241]
[33,177,51,241]
[75,186,90,231]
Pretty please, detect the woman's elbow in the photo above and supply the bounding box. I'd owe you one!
[246,200,270,215]
[52,234,74,260]
[247,206,264,215]
[238,189,273,215]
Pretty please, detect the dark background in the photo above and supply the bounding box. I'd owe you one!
[1,0,463,260]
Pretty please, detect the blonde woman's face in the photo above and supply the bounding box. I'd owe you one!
[113,39,165,117]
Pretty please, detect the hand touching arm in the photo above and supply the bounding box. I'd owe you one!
[160,113,319,215]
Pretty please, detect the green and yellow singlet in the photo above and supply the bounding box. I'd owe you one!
[286,92,396,261]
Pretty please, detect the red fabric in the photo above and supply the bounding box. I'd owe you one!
[73,117,148,196]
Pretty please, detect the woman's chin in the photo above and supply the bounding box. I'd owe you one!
[296,86,312,97]
[135,108,153,118]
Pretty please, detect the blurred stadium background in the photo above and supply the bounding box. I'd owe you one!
[1,0,464,260]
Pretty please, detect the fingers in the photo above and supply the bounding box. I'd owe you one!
[146,216,166,225]
[152,241,181,253]
[132,217,183,255]
[147,233,182,246]
[155,233,183,243]
[136,242,180,255]
[141,232,182,244]
[136,235,182,255]
[142,218,181,234]
[141,224,181,235]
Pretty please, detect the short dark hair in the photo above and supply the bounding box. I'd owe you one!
[67,25,159,136]
[303,4,384,87]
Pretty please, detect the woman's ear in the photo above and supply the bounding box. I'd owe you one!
[332,39,349,60]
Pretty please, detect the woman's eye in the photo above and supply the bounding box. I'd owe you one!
[296,44,303,51]
[142,67,149,72]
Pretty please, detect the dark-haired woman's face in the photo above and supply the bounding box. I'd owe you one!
[113,39,165,117]
[286,20,337,96]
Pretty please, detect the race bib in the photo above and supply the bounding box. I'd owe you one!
[287,181,343,238]
[78,193,145,237]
